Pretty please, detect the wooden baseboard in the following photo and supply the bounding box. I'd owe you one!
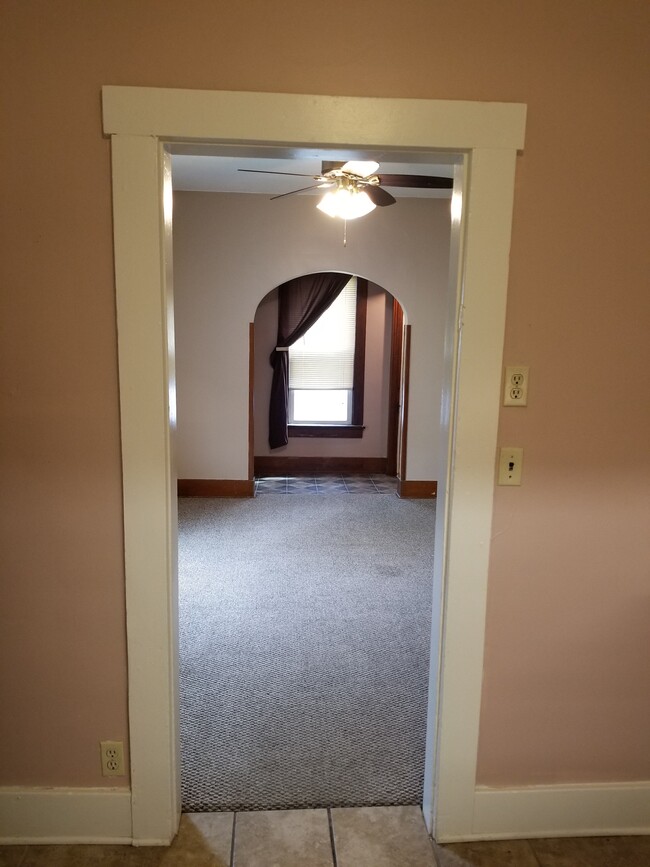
[254,456,388,476]
[397,479,437,499]
[178,479,254,497]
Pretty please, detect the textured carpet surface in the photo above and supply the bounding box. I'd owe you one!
[178,494,436,812]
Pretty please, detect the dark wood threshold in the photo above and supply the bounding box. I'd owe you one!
[255,456,388,476]
[397,479,438,499]
[178,479,254,498]
[288,424,365,439]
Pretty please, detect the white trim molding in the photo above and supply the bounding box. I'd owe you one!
[0,787,132,845]
[103,86,527,844]
[102,86,526,150]
[450,782,650,842]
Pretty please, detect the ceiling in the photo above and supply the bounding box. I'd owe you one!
[171,153,455,199]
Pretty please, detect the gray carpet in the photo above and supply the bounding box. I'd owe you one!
[178,494,436,812]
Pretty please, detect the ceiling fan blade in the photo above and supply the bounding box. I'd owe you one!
[238,169,316,178]
[377,174,453,189]
[270,183,332,201]
[364,185,396,207]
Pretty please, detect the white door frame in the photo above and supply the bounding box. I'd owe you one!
[103,86,525,845]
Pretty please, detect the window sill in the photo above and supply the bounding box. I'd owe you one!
[288,424,365,439]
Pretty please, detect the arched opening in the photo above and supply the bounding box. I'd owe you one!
[253,274,409,485]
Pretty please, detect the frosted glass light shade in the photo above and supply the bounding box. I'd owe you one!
[317,188,376,220]
[340,160,379,177]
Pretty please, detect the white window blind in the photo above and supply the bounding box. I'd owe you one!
[289,277,357,390]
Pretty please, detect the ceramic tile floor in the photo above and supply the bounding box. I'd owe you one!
[3,807,649,866]
[254,473,398,495]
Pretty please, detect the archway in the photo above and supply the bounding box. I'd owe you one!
[252,276,410,484]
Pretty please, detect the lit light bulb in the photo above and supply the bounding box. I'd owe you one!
[317,187,376,220]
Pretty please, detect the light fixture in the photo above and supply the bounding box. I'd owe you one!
[317,179,376,220]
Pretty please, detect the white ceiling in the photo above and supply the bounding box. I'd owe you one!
[171,154,455,199]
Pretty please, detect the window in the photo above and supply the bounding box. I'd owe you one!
[288,276,367,437]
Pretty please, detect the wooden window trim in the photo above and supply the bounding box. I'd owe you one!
[288,277,367,438]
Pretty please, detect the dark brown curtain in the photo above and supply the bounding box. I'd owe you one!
[268,272,351,449]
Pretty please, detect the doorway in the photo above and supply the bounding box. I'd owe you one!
[104,86,525,844]
[175,264,428,810]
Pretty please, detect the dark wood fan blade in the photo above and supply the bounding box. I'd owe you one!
[238,169,316,178]
[270,183,330,200]
[378,174,453,189]
[364,185,396,207]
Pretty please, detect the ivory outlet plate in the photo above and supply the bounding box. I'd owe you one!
[498,447,523,485]
[100,740,125,777]
[504,365,529,406]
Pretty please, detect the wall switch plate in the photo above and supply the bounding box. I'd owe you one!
[504,365,529,406]
[100,740,125,777]
[498,447,523,485]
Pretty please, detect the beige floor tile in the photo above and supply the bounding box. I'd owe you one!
[331,805,436,867]
[142,812,234,865]
[3,844,135,865]
[8,814,233,867]
[441,839,538,867]
[233,809,333,867]
[431,841,474,866]
[0,848,27,867]
[530,835,650,867]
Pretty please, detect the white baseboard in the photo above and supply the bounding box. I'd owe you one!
[438,781,650,842]
[0,787,132,844]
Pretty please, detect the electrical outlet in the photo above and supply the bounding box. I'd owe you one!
[504,365,529,406]
[100,740,125,777]
[498,447,523,485]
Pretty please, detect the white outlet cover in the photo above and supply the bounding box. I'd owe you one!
[100,740,125,777]
[504,365,529,406]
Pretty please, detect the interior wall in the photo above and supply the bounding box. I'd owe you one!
[253,283,393,460]
[1,0,648,789]
[172,192,450,480]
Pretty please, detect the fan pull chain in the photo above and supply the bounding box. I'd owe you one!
[343,219,347,247]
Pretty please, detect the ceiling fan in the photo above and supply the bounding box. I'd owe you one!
[238,160,453,220]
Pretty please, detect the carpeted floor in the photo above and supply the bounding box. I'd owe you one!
[178,493,436,812]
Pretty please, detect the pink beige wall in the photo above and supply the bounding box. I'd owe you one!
[1,1,648,788]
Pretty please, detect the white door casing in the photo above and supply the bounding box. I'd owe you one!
[104,87,525,844]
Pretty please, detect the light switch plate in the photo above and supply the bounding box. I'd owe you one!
[498,447,523,485]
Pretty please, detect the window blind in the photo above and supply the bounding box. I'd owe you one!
[289,277,357,390]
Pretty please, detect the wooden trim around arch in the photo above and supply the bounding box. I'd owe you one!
[398,324,411,482]
[386,297,404,477]
[249,322,255,481]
